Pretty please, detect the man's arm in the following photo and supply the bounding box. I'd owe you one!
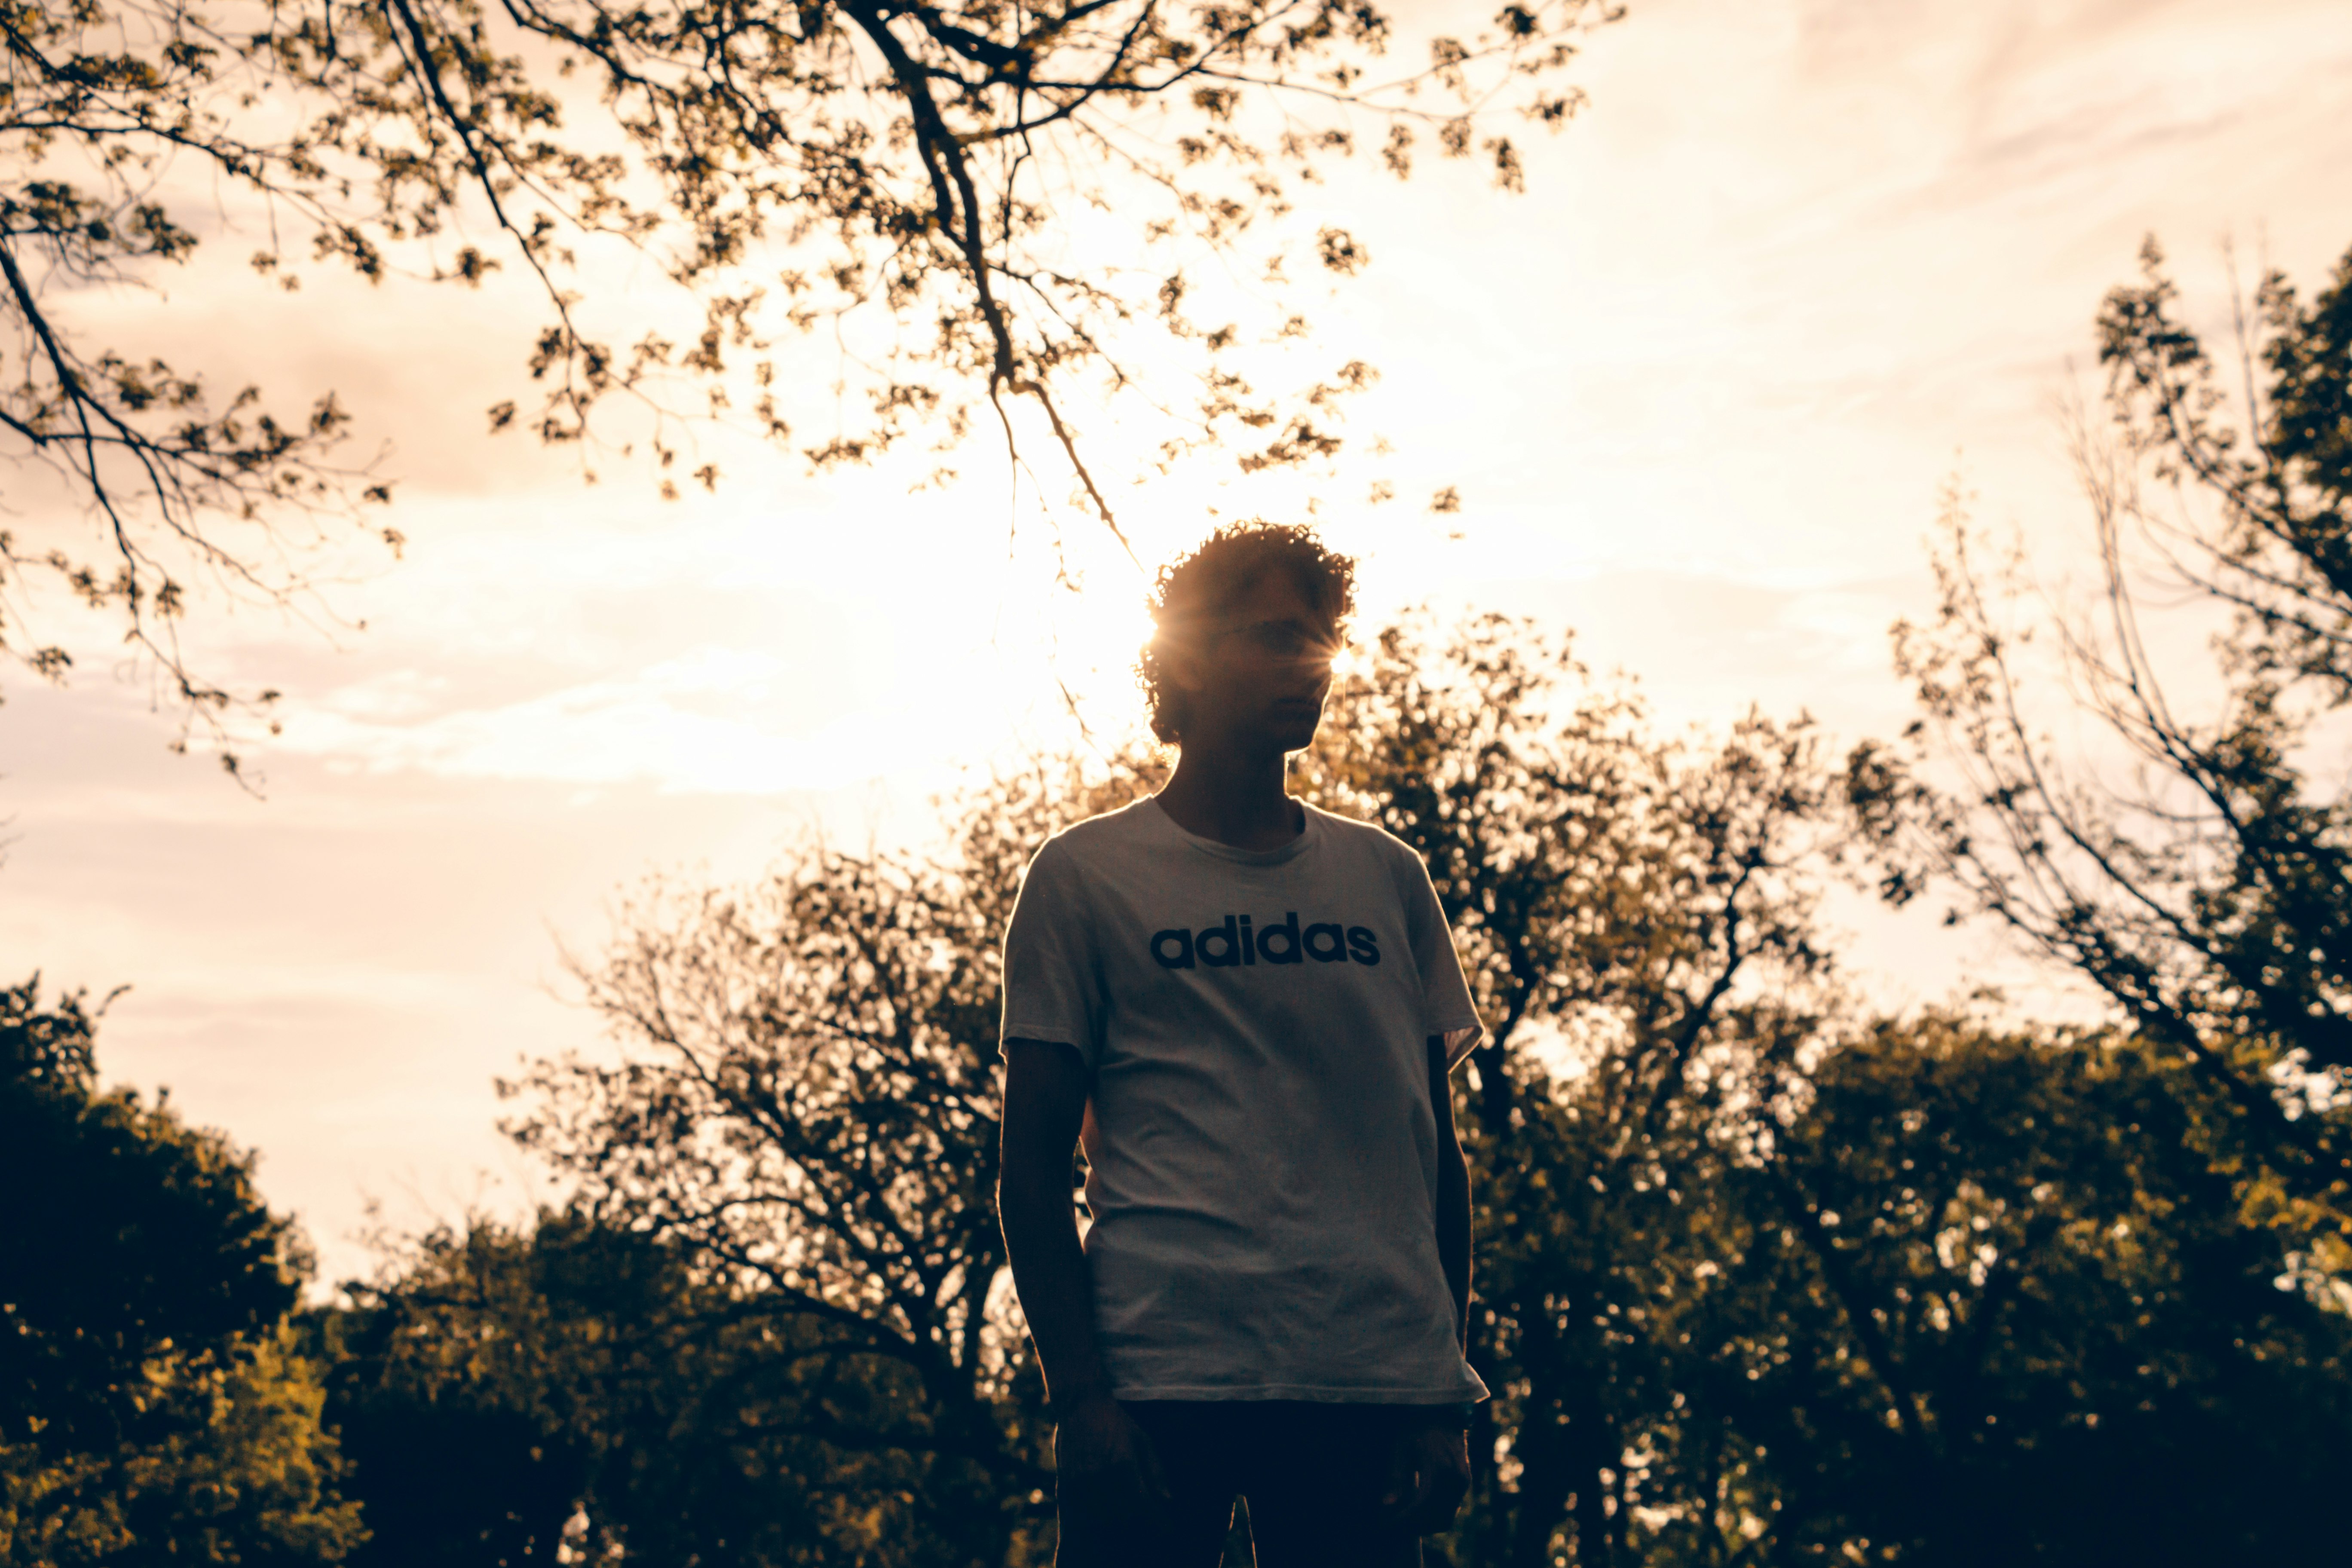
[1430,1035,1472,1352]
[998,1038,1168,1512]
[998,1037,1112,1406]
[1384,1035,1478,1534]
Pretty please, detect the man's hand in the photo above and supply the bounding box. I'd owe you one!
[1378,1417,1471,1534]
[1054,1396,1172,1526]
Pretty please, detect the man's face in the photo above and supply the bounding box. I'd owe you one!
[1180,569,1340,755]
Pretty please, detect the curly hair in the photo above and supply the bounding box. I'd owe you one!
[1136,521,1357,744]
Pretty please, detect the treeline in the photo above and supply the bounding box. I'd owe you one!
[9,243,2352,1565]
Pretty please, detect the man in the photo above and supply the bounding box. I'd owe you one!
[998,522,1488,1568]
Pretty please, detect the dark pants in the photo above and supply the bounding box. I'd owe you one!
[1054,1402,1424,1568]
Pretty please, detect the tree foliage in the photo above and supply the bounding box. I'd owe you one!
[1847,236,2352,1240]
[1735,1012,2352,1568]
[502,615,1838,1563]
[1294,613,1841,1567]
[457,612,2352,1564]
[1,0,400,762]
[11,597,2318,1564]
[325,1210,946,1567]
[0,975,362,1566]
[1302,613,2351,1562]
[500,775,1093,1564]
[3,0,1616,747]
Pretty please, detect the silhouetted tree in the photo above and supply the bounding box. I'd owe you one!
[1730,1012,2352,1567]
[500,774,1098,1565]
[0,975,362,1565]
[325,1210,924,1567]
[1,0,401,768]
[1296,614,1842,1567]
[5,0,1614,752]
[1297,608,2352,1561]
[1848,236,2352,1240]
[507,612,1845,1566]
[489,611,2352,1565]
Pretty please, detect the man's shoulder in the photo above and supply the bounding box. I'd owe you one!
[1302,801,1421,868]
[1028,796,1167,877]
[1046,795,1164,850]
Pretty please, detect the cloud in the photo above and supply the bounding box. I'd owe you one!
[277,644,898,793]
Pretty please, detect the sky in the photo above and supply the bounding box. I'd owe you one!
[8,0,2352,1285]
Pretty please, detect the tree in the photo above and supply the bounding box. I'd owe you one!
[1295,613,1843,1567]
[1847,236,2352,1241]
[1727,1012,2352,1567]
[502,610,2352,1564]
[325,1210,923,1567]
[508,611,1846,1566]
[0,975,363,1565]
[5,0,1617,753]
[2,0,402,765]
[501,772,1091,1565]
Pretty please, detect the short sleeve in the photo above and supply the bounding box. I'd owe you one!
[1396,849,1484,1070]
[998,839,1105,1071]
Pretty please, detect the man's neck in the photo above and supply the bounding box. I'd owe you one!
[1154,739,1301,852]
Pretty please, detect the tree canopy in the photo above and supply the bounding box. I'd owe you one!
[3,0,1616,757]
[1850,236,2352,1251]
[462,609,2352,1565]
[0,975,362,1566]
[16,605,2329,1564]
[324,1212,912,1567]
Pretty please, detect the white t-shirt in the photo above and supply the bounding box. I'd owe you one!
[999,795,1488,1404]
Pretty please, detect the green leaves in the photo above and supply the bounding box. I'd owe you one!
[1864,239,2352,1236]
[0,976,362,1567]
[1743,1017,2352,1565]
